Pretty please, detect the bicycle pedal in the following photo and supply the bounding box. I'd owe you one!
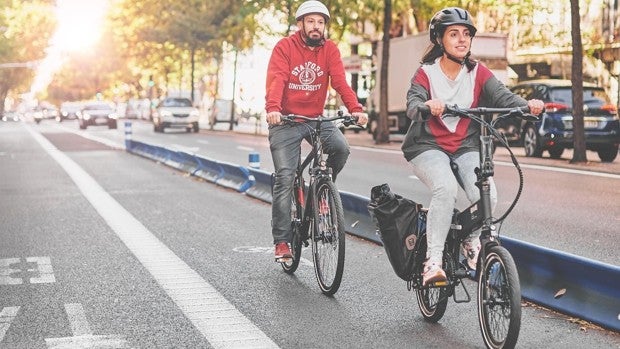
[432,280,449,287]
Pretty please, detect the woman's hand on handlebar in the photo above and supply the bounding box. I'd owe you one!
[527,99,545,116]
[266,111,282,125]
[424,99,445,117]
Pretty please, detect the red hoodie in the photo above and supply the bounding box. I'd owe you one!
[265,30,362,117]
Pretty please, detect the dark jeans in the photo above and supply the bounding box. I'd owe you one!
[268,121,349,244]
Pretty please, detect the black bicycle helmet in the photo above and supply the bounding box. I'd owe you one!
[429,7,477,45]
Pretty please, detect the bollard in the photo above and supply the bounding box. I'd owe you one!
[124,121,132,151]
[249,152,260,169]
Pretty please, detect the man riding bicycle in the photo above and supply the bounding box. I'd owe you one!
[265,0,368,262]
[402,7,543,286]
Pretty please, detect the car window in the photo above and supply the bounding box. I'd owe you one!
[511,85,536,99]
[162,98,192,107]
[549,87,610,107]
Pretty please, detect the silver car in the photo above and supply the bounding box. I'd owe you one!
[152,97,200,133]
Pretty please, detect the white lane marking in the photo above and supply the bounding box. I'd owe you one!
[508,162,620,179]
[27,256,56,284]
[46,303,131,348]
[0,306,20,341]
[0,258,22,285]
[25,124,280,349]
[170,143,200,153]
[237,146,254,152]
[65,303,91,336]
[351,145,620,179]
[53,123,125,150]
[197,140,210,145]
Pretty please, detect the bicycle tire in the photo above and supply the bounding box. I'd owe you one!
[311,177,345,295]
[477,245,521,349]
[281,185,303,274]
[415,251,450,322]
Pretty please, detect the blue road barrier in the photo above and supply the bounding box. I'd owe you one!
[504,238,620,332]
[193,156,225,183]
[246,168,273,203]
[123,138,619,332]
[216,161,255,192]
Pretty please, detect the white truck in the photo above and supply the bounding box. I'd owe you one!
[367,32,510,138]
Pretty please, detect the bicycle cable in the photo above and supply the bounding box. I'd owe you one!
[464,112,525,225]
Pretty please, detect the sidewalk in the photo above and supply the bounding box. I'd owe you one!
[213,119,620,176]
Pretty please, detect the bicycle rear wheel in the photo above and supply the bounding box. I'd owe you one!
[415,251,451,323]
[280,184,304,274]
[477,245,521,349]
[311,177,345,295]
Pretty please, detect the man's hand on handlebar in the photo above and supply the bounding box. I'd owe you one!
[266,111,282,126]
[352,112,368,126]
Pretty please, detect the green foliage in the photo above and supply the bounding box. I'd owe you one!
[0,0,56,109]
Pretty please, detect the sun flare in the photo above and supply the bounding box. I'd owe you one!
[51,0,108,52]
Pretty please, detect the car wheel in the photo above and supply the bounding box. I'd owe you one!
[193,122,199,133]
[597,144,619,162]
[79,121,86,130]
[153,124,160,132]
[548,146,564,159]
[109,120,117,129]
[523,125,543,157]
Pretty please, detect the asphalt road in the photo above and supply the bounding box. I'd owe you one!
[1,120,618,348]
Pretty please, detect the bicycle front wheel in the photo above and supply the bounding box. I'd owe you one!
[477,245,521,349]
[311,177,345,295]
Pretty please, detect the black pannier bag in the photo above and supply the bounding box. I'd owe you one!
[367,183,425,281]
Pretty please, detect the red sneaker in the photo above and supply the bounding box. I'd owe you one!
[274,242,292,262]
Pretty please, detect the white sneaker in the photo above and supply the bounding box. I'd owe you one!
[422,259,447,286]
[461,237,481,270]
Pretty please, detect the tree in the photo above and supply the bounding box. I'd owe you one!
[570,0,587,163]
[0,1,56,113]
[375,0,391,144]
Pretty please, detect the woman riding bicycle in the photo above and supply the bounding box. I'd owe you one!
[402,7,543,286]
[265,0,368,262]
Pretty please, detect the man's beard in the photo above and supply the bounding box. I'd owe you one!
[304,30,324,47]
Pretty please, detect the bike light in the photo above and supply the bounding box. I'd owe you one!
[544,102,569,113]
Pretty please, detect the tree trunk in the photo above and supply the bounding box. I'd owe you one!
[376,0,391,144]
[570,0,587,163]
[191,45,196,103]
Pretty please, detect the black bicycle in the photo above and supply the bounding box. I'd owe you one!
[276,112,360,295]
[377,105,539,349]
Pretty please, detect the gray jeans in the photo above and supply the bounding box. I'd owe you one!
[408,150,497,261]
[268,121,349,244]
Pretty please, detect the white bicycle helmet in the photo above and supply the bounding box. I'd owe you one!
[295,0,330,21]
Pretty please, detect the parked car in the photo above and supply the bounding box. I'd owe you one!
[497,79,619,162]
[77,101,118,129]
[58,101,82,122]
[152,97,199,133]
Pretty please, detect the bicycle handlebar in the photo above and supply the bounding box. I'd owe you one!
[418,104,540,122]
[281,112,361,127]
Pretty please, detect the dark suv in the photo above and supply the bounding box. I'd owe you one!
[499,79,619,162]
